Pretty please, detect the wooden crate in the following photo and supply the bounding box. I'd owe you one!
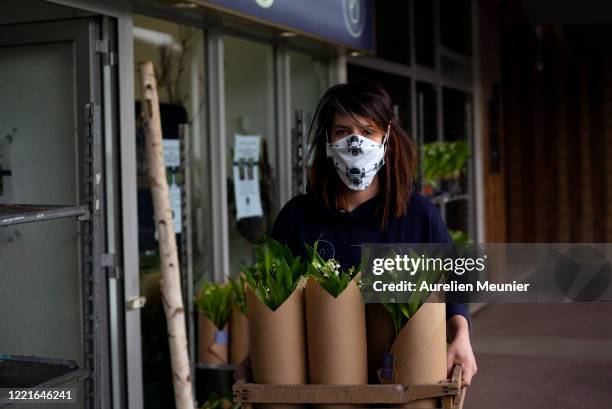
[233,365,466,409]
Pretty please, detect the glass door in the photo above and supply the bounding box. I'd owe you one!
[224,35,277,277]
[289,51,329,196]
[132,14,208,408]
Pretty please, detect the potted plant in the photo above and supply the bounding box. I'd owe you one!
[421,140,470,196]
[366,249,447,408]
[195,282,232,365]
[243,237,308,388]
[303,242,367,385]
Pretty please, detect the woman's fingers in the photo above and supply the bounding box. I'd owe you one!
[461,361,477,386]
[446,334,477,386]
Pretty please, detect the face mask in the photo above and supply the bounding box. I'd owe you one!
[326,125,389,191]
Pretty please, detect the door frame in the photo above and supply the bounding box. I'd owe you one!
[48,2,145,408]
[0,16,111,409]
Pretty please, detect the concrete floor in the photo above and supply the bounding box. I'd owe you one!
[465,303,612,408]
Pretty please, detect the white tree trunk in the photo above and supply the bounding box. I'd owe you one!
[138,60,195,409]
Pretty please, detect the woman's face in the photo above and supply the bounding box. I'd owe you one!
[330,113,386,144]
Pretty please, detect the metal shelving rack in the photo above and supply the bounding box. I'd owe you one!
[0,199,94,394]
[0,103,106,409]
[0,204,89,226]
[0,202,96,404]
[0,355,89,407]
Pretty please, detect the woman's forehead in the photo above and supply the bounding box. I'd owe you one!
[332,112,381,130]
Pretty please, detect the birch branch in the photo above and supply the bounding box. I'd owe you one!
[139,60,195,409]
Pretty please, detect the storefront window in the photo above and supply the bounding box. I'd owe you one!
[289,51,329,132]
[440,0,472,56]
[133,14,208,408]
[441,86,473,238]
[375,1,411,65]
[289,51,329,194]
[414,0,436,67]
[224,35,276,277]
[416,81,439,144]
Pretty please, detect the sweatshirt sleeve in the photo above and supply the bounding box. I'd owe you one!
[426,200,472,330]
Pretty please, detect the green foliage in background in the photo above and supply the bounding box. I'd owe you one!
[243,236,306,311]
[381,249,445,336]
[200,393,238,409]
[449,229,471,245]
[305,241,357,297]
[422,140,470,189]
[195,281,232,329]
[228,275,247,314]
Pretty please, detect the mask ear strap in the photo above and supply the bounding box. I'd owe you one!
[383,124,390,145]
[325,129,332,158]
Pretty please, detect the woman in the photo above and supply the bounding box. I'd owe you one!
[270,80,477,386]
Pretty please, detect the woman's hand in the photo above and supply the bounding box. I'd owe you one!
[446,315,477,386]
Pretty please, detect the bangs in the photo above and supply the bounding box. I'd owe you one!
[327,89,389,132]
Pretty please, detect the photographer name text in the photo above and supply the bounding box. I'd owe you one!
[371,280,531,293]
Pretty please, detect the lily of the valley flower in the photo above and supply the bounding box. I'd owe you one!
[306,242,358,297]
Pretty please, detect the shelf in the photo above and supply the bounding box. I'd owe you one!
[195,363,237,371]
[0,204,89,227]
[0,355,88,406]
[428,193,469,205]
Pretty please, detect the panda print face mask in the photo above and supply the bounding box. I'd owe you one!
[326,125,389,191]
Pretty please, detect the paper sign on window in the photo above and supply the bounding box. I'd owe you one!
[233,135,263,220]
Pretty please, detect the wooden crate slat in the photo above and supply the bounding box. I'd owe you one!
[234,366,465,408]
[452,387,467,409]
[233,382,459,404]
[451,365,462,388]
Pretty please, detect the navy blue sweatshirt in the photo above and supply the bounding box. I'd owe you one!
[271,191,471,326]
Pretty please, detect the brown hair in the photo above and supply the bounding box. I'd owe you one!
[308,80,418,230]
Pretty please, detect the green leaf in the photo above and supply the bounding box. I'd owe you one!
[306,241,358,297]
[242,236,305,310]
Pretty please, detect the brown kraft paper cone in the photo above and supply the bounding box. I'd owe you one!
[198,313,229,365]
[381,302,447,409]
[246,286,307,409]
[305,277,367,384]
[229,306,249,364]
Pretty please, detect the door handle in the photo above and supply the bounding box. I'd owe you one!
[126,296,147,310]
